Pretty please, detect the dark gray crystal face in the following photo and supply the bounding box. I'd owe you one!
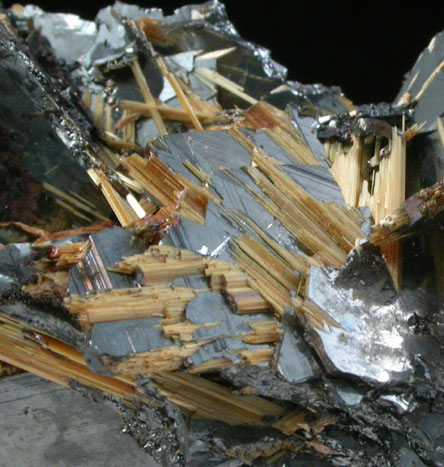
[0,244,33,294]
[185,291,270,368]
[290,110,331,167]
[394,29,444,189]
[186,338,267,368]
[88,317,173,359]
[86,316,175,374]
[0,22,110,220]
[150,129,308,260]
[274,311,321,384]
[404,407,444,465]
[187,291,267,330]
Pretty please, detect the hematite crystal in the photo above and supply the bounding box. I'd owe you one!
[1,2,444,466]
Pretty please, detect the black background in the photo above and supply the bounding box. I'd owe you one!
[4,0,444,104]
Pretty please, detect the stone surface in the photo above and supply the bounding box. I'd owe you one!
[0,373,159,466]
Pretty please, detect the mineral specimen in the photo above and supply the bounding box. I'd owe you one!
[1,2,444,466]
